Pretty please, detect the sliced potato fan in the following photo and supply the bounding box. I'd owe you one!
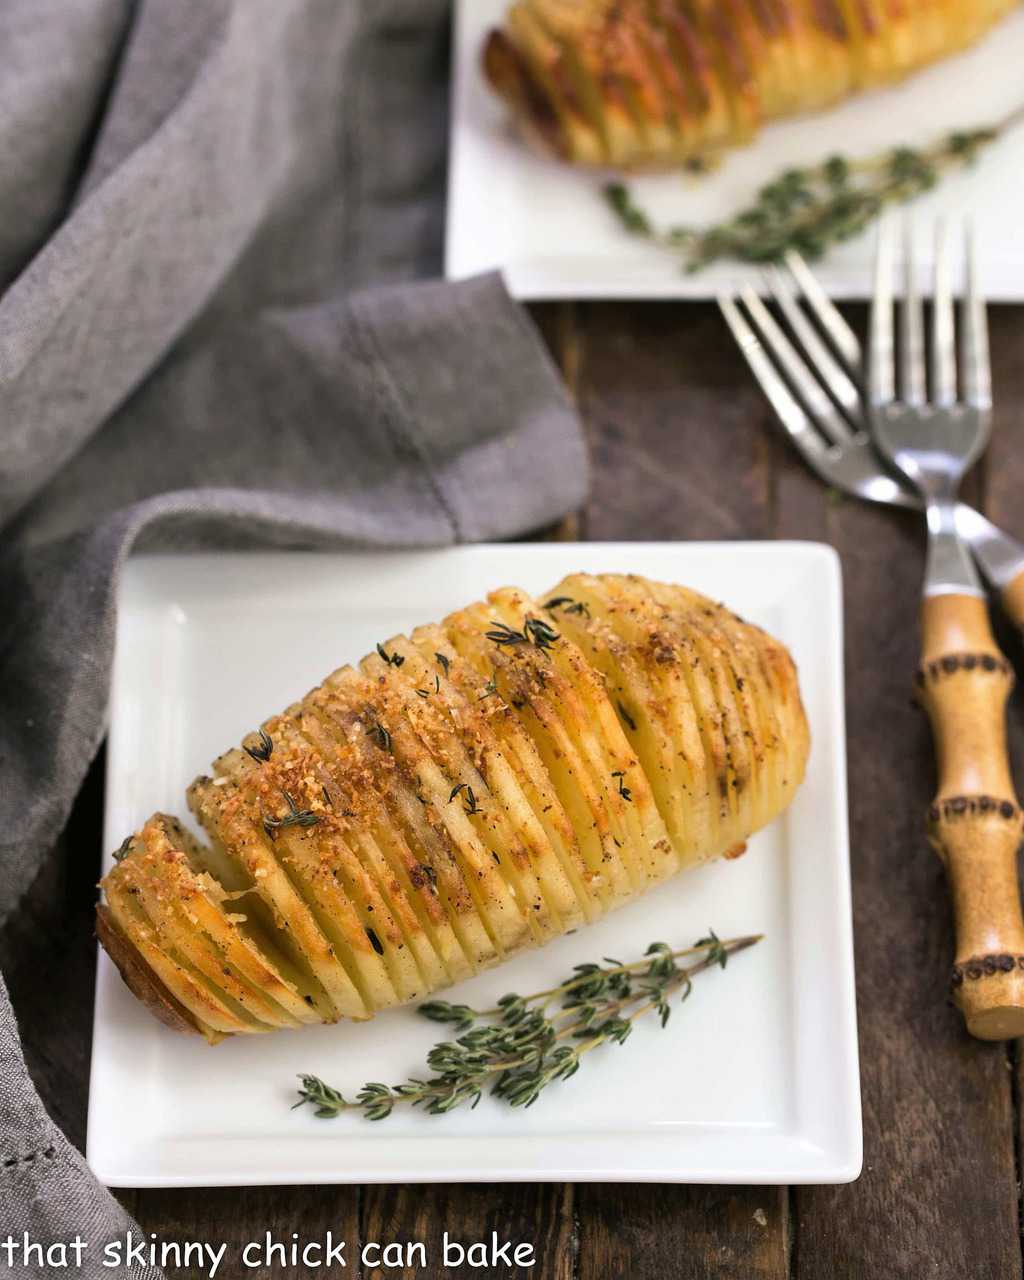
[98,573,809,1043]
[482,0,1020,168]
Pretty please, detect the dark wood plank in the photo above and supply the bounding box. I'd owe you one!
[789,304,1022,1280]
[360,1183,574,1280]
[577,1185,789,1280]
[129,1186,360,1280]
[577,302,772,544]
[569,300,789,1280]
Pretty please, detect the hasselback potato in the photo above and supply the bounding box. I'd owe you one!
[482,0,1020,169]
[97,574,809,1042]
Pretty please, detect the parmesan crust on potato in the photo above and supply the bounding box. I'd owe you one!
[98,574,809,1042]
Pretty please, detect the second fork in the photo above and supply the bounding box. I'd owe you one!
[869,220,1024,1040]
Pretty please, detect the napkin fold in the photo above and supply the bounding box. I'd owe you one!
[0,0,587,1273]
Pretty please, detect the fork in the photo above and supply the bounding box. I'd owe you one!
[866,220,1024,1040]
[719,234,1024,1040]
[717,251,1024,615]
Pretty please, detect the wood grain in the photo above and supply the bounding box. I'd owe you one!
[125,1186,360,1280]
[8,298,1024,1279]
[360,1184,574,1280]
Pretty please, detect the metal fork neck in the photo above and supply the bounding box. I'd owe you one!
[925,500,984,598]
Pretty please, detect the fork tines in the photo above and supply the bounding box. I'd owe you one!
[869,217,991,413]
[718,255,866,469]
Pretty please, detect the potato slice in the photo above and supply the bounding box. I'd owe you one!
[226,725,419,1010]
[556,573,722,864]
[443,600,634,910]
[647,0,734,152]
[544,577,696,856]
[129,817,309,1029]
[412,624,602,926]
[154,816,321,1026]
[187,774,365,1020]
[503,4,608,163]
[490,587,678,887]
[305,667,506,971]
[363,639,568,943]
[287,697,472,990]
[103,878,250,1040]
[341,658,534,957]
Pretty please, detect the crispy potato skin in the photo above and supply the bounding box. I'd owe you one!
[483,0,1020,168]
[98,575,809,1041]
[96,905,202,1039]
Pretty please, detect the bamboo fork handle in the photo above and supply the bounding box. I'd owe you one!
[919,594,1024,1040]
[1001,569,1024,632]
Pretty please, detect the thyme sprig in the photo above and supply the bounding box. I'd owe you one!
[604,112,1022,271]
[294,930,760,1121]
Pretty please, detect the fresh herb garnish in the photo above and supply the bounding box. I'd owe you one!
[524,617,560,650]
[448,782,481,815]
[486,617,560,652]
[611,770,632,802]
[376,643,404,668]
[293,931,760,1120]
[436,653,450,677]
[365,717,392,752]
[604,113,1022,271]
[545,596,590,618]
[244,729,274,764]
[263,791,321,839]
[113,835,134,863]
[485,621,527,646]
[617,701,637,732]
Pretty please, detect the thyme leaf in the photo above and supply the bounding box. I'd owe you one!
[545,596,591,619]
[113,835,135,863]
[376,643,404,668]
[244,728,274,764]
[365,717,392,752]
[263,791,321,839]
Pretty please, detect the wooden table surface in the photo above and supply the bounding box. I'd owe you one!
[6,299,1024,1280]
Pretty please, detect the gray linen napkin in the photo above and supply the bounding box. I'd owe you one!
[0,0,587,1273]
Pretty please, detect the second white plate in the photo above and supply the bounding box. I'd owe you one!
[447,1,1024,299]
[87,542,859,1187]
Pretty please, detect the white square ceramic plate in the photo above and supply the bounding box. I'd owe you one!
[87,542,859,1187]
[447,1,1024,299]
